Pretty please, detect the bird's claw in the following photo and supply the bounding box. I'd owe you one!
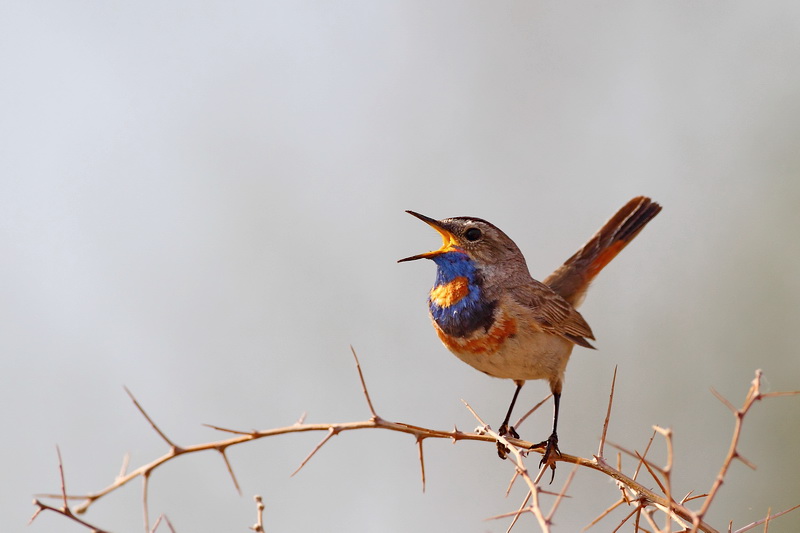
[498,423,520,440]
[496,424,520,459]
[532,433,561,483]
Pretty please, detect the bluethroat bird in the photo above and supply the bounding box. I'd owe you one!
[399,197,661,476]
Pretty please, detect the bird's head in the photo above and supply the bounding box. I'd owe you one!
[398,211,524,267]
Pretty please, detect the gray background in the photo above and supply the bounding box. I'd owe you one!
[4,1,800,532]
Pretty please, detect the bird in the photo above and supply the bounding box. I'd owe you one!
[398,196,661,476]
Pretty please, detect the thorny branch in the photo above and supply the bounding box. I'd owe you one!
[30,446,111,533]
[31,352,799,533]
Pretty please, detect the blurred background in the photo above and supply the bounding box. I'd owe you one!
[3,1,800,531]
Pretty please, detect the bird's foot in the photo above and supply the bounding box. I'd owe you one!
[496,423,520,459]
[498,423,520,440]
[532,433,561,483]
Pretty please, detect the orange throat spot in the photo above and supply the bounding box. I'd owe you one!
[429,276,470,308]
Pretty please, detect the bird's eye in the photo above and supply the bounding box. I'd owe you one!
[464,227,482,242]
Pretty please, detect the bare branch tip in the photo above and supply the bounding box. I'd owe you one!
[250,495,266,532]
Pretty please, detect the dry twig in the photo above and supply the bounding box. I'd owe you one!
[30,356,799,533]
[30,446,110,533]
[250,495,265,533]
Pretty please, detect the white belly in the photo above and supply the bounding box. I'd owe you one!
[432,310,575,386]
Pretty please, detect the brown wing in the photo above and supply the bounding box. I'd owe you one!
[514,279,596,349]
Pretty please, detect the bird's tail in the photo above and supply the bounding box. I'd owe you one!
[544,196,662,306]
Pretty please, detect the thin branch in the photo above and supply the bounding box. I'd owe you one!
[652,425,674,533]
[506,491,531,533]
[636,451,667,495]
[583,497,625,531]
[633,430,658,481]
[699,371,760,519]
[684,493,709,504]
[546,463,579,522]
[760,390,800,399]
[483,491,532,525]
[150,514,176,533]
[514,394,553,431]
[250,495,265,533]
[35,363,800,533]
[30,498,110,533]
[733,504,800,533]
[606,437,665,490]
[29,447,111,533]
[641,506,660,531]
[37,401,723,533]
[462,399,550,532]
[142,472,151,533]
[610,505,639,533]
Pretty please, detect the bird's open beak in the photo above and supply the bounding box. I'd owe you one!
[398,211,460,262]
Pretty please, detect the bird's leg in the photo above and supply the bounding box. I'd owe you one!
[532,391,562,483]
[498,381,523,438]
[496,381,523,459]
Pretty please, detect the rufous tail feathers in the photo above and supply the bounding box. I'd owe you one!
[544,196,662,306]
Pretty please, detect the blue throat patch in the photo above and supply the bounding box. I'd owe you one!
[428,251,496,338]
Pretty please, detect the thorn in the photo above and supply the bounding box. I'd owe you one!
[416,437,426,493]
[219,448,242,495]
[142,472,151,533]
[597,366,617,460]
[546,463,579,522]
[735,451,757,471]
[513,394,552,431]
[55,445,69,511]
[116,453,131,481]
[124,387,180,450]
[202,423,252,435]
[291,427,337,477]
[710,387,738,414]
[351,346,379,418]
